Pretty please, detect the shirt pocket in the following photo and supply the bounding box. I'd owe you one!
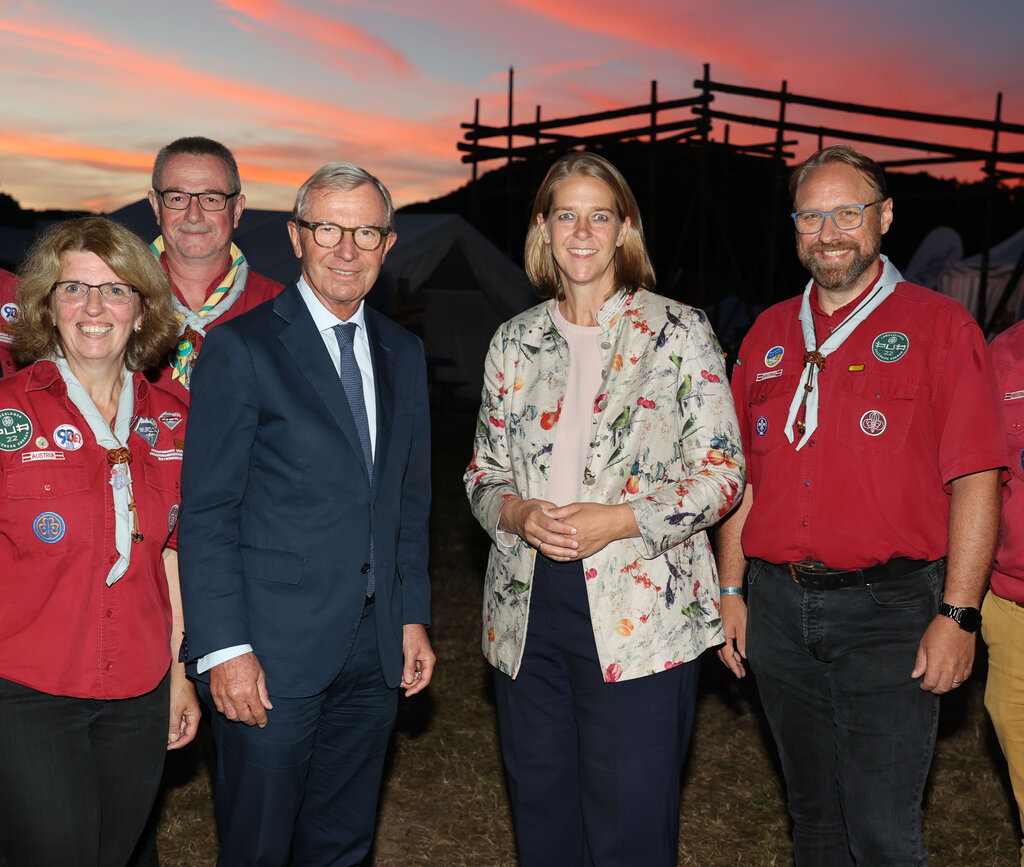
[747,373,799,457]
[6,462,91,552]
[835,373,918,453]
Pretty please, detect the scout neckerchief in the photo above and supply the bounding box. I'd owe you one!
[149,237,250,389]
[53,356,138,585]
[783,254,905,450]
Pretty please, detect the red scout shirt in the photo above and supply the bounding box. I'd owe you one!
[0,361,186,699]
[990,320,1024,603]
[732,269,1005,569]
[0,268,20,378]
[147,257,282,403]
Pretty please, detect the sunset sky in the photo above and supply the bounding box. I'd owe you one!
[1,0,1022,214]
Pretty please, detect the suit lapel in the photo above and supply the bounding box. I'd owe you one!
[275,284,370,483]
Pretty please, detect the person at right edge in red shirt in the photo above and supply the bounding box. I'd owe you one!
[716,144,1006,866]
[986,320,1024,866]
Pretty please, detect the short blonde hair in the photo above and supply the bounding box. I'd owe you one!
[14,217,179,371]
[524,151,655,300]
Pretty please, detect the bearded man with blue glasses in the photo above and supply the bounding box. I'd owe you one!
[715,144,1005,865]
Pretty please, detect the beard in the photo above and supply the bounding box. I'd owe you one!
[798,237,880,292]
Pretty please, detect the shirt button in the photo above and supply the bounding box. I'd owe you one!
[109,555,117,564]
[1014,422,1022,432]
[803,480,811,487]
[875,392,882,399]
[360,563,371,574]
[43,484,52,492]
[800,520,808,527]
[597,399,608,410]
[584,477,596,486]
[106,608,113,618]
[105,662,113,670]
[601,341,611,350]
[808,440,815,447]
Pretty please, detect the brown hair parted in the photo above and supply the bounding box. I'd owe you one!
[152,136,241,194]
[789,144,888,202]
[524,151,655,300]
[14,216,180,371]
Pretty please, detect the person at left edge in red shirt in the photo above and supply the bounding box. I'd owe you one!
[0,216,200,865]
[0,267,20,377]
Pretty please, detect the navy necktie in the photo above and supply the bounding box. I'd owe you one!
[333,322,375,596]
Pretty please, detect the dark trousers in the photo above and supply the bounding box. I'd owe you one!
[0,672,169,867]
[492,554,700,867]
[200,599,397,867]
[746,558,943,867]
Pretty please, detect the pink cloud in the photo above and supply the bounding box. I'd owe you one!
[211,0,413,77]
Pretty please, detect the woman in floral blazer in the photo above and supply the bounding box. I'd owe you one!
[464,152,744,866]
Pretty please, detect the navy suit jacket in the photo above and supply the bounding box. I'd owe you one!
[178,283,431,696]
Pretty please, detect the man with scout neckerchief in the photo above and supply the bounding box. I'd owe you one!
[147,137,282,397]
[715,144,1005,865]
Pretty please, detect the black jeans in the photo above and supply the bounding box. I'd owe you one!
[0,672,168,867]
[747,558,943,866]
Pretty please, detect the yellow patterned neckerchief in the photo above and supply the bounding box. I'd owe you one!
[149,238,248,387]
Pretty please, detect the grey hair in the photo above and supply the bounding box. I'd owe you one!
[292,162,394,228]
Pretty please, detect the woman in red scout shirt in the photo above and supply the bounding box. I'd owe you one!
[0,217,199,866]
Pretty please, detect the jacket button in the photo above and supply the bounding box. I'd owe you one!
[360,563,371,574]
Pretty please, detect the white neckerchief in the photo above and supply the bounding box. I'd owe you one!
[53,356,136,585]
[784,255,905,450]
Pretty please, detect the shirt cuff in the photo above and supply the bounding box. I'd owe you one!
[196,644,253,675]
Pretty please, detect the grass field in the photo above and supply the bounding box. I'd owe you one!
[154,412,1021,866]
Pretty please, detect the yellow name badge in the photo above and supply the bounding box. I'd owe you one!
[848,364,865,372]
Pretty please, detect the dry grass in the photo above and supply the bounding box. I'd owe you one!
[154,412,1021,866]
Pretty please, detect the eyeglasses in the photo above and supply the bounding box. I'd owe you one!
[52,281,137,305]
[293,219,391,251]
[791,200,885,235]
[155,189,240,211]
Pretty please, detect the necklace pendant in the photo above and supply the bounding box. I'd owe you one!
[796,420,806,434]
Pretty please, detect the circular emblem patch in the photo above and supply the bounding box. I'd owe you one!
[764,345,784,368]
[34,436,48,449]
[53,423,84,451]
[755,416,769,437]
[33,511,66,543]
[168,504,179,533]
[0,408,32,451]
[872,331,909,363]
[1,302,19,323]
[860,410,887,437]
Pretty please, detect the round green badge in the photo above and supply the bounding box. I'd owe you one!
[0,408,33,451]
[872,331,909,363]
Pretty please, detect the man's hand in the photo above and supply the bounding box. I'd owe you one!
[210,652,274,726]
[401,624,435,697]
[912,615,976,694]
[716,595,748,678]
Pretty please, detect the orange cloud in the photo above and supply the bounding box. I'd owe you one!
[0,19,453,161]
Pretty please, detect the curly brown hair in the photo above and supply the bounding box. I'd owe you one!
[14,216,179,371]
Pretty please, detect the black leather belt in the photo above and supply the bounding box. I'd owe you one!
[780,557,932,590]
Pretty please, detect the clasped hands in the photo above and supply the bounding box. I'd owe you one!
[499,497,639,561]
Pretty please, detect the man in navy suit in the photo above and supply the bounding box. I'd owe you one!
[179,162,435,866]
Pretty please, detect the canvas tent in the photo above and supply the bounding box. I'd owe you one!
[936,226,1024,327]
[108,203,536,405]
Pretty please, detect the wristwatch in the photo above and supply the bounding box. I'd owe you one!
[937,602,982,633]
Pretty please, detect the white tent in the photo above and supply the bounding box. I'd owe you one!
[936,227,1024,325]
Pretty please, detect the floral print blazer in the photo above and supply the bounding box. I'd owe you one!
[464,289,745,682]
